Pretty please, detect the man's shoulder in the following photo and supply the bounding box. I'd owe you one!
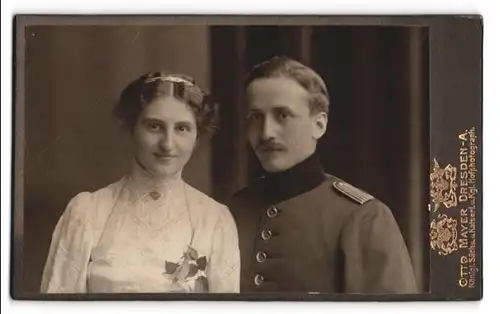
[325,174,394,221]
[326,174,375,205]
[231,174,380,207]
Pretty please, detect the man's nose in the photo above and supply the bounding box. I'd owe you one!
[260,116,278,141]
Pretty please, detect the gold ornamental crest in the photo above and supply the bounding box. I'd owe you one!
[430,213,458,256]
[430,158,458,211]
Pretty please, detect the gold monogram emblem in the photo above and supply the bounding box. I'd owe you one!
[430,158,458,211]
[430,214,458,256]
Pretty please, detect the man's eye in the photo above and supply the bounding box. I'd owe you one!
[247,113,262,121]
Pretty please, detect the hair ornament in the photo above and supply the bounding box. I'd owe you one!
[144,75,194,86]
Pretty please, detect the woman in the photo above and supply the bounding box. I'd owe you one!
[40,72,240,293]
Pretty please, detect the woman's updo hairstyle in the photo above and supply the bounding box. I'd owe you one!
[113,71,219,137]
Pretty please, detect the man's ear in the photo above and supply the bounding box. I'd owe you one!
[312,111,328,140]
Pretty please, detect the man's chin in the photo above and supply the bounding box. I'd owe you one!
[260,159,290,173]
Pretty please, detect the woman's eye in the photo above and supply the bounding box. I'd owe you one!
[277,112,290,120]
[146,122,161,131]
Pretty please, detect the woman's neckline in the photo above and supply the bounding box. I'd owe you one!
[125,158,185,203]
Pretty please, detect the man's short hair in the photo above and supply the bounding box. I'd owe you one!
[244,56,330,114]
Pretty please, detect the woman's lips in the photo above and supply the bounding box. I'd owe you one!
[154,153,177,160]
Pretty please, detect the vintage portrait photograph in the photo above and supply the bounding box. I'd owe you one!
[10,15,482,301]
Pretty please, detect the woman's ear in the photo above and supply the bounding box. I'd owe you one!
[312,112,328,140]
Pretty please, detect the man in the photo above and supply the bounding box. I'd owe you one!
[227,56,418,293]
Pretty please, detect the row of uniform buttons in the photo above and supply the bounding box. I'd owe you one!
[254,206,280,287]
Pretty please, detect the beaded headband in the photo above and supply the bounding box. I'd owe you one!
[144,75,194,86]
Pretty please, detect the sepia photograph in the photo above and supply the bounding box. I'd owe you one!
[11,15,482,301]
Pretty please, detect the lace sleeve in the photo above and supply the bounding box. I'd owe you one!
[206,206,241,293]
[40,192,95,293]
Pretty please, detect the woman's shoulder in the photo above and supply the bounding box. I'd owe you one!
[183,183,231,217]
[183,184,238,236]
[62,177,127,224]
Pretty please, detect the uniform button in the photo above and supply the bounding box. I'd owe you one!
[266,206,279,218]
[261,229,273,241]
[256,251,267,263]
[254,274,264,286]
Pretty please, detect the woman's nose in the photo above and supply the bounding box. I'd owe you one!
[159,130,174,151]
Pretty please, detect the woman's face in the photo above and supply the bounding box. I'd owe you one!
[133,96,198,178]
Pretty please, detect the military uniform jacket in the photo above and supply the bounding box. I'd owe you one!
[228,153,418,294]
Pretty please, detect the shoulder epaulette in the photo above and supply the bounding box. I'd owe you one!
[332,180,374,205]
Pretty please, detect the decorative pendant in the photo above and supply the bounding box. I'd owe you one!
[149,190,161,200]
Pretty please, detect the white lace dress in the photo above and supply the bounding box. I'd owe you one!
[40,163,240,293]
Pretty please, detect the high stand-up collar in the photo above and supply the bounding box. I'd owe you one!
[259,151,326,204]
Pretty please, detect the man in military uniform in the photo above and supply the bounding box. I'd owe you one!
[227,56,418,293]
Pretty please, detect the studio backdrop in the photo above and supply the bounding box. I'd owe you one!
[22,25,429,293]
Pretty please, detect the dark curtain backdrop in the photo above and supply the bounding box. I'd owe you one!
[210,26,430,292]
[22,25,429,293]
